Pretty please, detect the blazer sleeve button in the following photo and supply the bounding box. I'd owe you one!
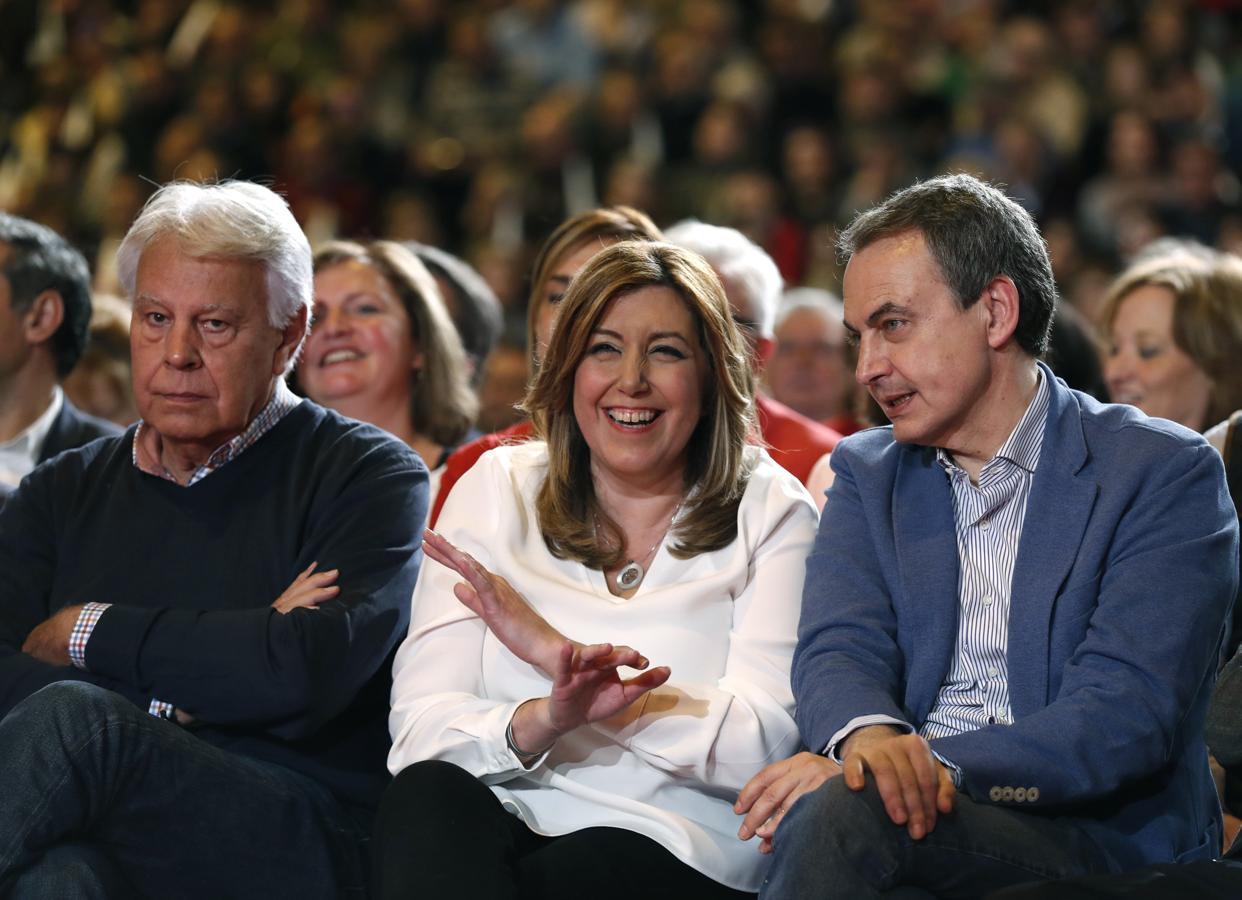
[1014,787,1027,801]
[1028,786,1040,802]
[989,786,1003,802]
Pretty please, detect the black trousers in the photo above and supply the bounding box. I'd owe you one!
[373,759,755,900]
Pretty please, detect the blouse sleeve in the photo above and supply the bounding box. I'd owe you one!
[386,450,538,781]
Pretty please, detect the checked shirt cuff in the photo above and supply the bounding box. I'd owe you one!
[68,602,112,670]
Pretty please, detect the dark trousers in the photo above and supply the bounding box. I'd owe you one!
[372,758,755,900]
[760,776,1114,899]
[0,681,368,899]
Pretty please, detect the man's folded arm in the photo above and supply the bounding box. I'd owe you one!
[80,452,428,739]
[933,442,1238,806]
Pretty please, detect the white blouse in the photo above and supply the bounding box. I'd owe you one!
[388,441,818,891]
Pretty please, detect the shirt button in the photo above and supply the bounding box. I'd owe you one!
[980,518,991,532]
[988,666,1000,678]
[982,596,994,607]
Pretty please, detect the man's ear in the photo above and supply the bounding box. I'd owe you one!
[273,304,310,375]
[22,290,65,344]
[981,276,1021,350]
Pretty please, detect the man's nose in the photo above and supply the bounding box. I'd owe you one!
[164,322,201,369]
[855,337,887,385]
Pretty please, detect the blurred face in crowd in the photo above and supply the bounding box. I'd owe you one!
[1105,284,1212,430]
[573,286,707,490]
[766,307,851,421]
[533,238,614,362]
[131,237,301,456]
[843,231,998,451]
[302,260,420,413]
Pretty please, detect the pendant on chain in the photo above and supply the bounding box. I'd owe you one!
[616,560,645,590]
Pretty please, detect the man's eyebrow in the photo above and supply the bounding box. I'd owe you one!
[865,302,914,328]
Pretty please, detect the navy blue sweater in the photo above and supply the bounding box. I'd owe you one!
[0,401,426,809]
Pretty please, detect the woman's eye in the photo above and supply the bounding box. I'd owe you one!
[588,341,619,356]
[1137,345,1163,360]
[546,291,565,307]
[651,344,686,359]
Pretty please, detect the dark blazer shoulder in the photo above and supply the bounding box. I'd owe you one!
[39,398,123,464]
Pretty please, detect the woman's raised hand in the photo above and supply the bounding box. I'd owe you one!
[423,529,567,675]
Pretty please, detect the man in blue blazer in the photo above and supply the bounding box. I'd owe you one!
[736,174,1239,897]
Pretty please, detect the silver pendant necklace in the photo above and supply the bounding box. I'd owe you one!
[602,499,683,592]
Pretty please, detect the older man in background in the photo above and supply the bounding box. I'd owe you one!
[0,213,120,497]
[665,220,841,486]
[0,181,425,898]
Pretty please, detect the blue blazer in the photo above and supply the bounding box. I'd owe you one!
[793,365,1239,870]
[38,398,121,464]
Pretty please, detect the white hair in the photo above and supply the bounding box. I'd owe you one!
[117,181,312,370]
[776,287,844,330]
[663,219,783,337]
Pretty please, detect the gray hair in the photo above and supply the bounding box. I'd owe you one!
[775,287,843,331]
[664,220,783,338]
[117,181,312,368]
[837,173,1056,357]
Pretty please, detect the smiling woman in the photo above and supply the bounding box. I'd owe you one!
[299,241,477,483]
[376,241,819,899]
[1103,242,1242,434]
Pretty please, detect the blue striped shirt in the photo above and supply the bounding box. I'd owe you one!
[920,371,1049,740]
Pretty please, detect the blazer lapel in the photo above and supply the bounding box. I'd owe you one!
[1008,371,1098,716]
[893,445,961,721]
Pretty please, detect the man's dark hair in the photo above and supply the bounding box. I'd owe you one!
[837,173,1057,357]
[406,241,502,389]
[0,213,93,376]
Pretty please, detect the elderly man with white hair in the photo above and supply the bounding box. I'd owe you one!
[0,181,426,898]
[664,221,841,488]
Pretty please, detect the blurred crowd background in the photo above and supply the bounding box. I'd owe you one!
[2,0,1240,428]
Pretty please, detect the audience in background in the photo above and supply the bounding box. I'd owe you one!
[3,3,1237,340]
[62,291,139,426]
[766,287,864,436]
[665,219,840,487]
[1103,241,1242,437]
[300,240,478,495]
[0,212,120,496]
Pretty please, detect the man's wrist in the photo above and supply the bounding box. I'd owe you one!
[67,602,112,670]
[840,723,903,758]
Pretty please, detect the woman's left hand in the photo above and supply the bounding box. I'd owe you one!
[423,529,567,676]
[509,641,671,757]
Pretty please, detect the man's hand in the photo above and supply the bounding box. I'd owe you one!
[272,562,340,614]
[841,726,955,839]
[21,604,85,666]
[735,752,842,854]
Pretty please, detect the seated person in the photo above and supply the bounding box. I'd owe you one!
[738,175,1238,898]
[299,240,478,496]
[664,220,842,488]
[371,241,819,899]
[0,180,426,897]
[1104,240,1242,437]
[0,213,120,495]
[766,287,865,436]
